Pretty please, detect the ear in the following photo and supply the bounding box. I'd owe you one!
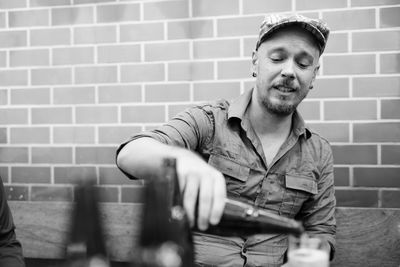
[251,50,258,76]
[310,64,320,89]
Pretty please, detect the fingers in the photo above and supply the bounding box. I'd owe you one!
[209,172,226,225]
[197,176,213,230]
[183,174,200,228]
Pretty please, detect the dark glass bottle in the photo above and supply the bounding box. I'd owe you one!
[133,158,194,267]
[65,179,110,267]
[203,198,304,237]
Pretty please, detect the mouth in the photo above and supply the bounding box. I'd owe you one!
[273,85,296,93]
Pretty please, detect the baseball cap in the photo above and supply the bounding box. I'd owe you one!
[255,14,330,54]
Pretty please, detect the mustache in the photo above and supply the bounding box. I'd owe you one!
[273,79,297,90]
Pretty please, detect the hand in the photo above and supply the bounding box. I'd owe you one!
[176,153,226,231]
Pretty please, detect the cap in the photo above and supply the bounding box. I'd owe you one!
[255,14,330,54]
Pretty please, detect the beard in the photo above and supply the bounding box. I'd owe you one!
[262,96,298,116]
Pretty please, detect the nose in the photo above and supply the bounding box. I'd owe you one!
[280,60,295,79]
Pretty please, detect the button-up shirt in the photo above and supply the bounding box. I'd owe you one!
[117,88,336,267]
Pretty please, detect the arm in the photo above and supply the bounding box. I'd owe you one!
[0,178,25,267]
[295,145,336,259]
[116,107,227,230]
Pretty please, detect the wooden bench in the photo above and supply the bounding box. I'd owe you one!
[9,201,400,266]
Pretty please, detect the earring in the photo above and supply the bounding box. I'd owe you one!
[309,85,314,89]
[252,72,257,77]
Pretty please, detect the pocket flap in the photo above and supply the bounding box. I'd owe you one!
[285,174,317,194]
[209,154,249,182]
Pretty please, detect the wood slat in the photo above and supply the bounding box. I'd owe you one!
[9,201,400,266]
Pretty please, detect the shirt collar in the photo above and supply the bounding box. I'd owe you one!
[228,88,312,139]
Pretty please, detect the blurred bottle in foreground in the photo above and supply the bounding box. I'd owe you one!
[132,157,194,267]
[65,179,110,267]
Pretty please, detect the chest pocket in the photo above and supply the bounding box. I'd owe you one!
[208,154,250,196]
[280,173,317,217]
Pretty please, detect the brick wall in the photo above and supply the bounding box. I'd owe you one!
[0,0,399,208]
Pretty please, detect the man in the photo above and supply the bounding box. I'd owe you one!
[0,177,25,266]
[117,14,336,267]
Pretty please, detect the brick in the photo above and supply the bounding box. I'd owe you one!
[192,0,239,17]
[0,167,9,181]
[9,9,48,27]
[98,126,141,144]
[75,66,117,84]
[297,101,320,120]
[324,100,376,120]
[168,20,213,40]
[382,145,400,165]
[0,13,5,28]
[168,104,195,120]
[0,31,27,47]
[120,23,164,42]
[143,0,188,20]
[32,147,72,164]
[0,128,7,143]
[145,41,190,61]
[0,147,28,163]
[309,77,349,98]
[354,167,400,187]
[193,39,240,59]
[32,186,73,201]
[31,28,70,46]
[0,51,6,67]
[10,49,49,67]
[100,167,142,185]
[353,30,400,52]
[121,64,165,82]
[31,67,72,85]
[354,122,400,142]
[324,33,348,53]
[54,86,95,104]
[242,37,257,57]
[75,146,116,164]
[98,85,141,103]
[381,53,400,74]
[10,127,50,144]
[0,70,28,86]
[145,83,190,102]
[334,167,350,186]
[98,44,140,63]
[323,55,375,75]
[332,145,377,164]
[31,107,72,124]
[381,190,400,208]
[335,189,378,208]
[0,0,26,8]
[380,7,400,28]
[0,108,28,124]
[30,0,70,7]
[74,25,116,44]
[352,0,399,6]
[193,82,240,101]
[217,16,262,37]
[218,60,252,79]
[382,99,400,119]
[75,0,116,4]
[121,186,145,203]
[298,0,346,10]
[353,76,400,97]
[168,61,214,81]
[11,166,51,183]
[52,6,93,25]
[5,186,28,201]
[308,123,349,142]
[76,106,118,124]
[53,126,95,144]
[0,90,7,105]
[53,47,94,65]
[96,186,119,203]
[322,9,375,31]
[121,105,165,123]
[54,166,97,184]
[243,0,291,14]
[97,3,140,23]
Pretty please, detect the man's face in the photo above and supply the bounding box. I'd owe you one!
[252,25,320,116]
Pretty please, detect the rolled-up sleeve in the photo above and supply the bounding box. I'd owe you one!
[296,144,336,260]
[0,178,25,267]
